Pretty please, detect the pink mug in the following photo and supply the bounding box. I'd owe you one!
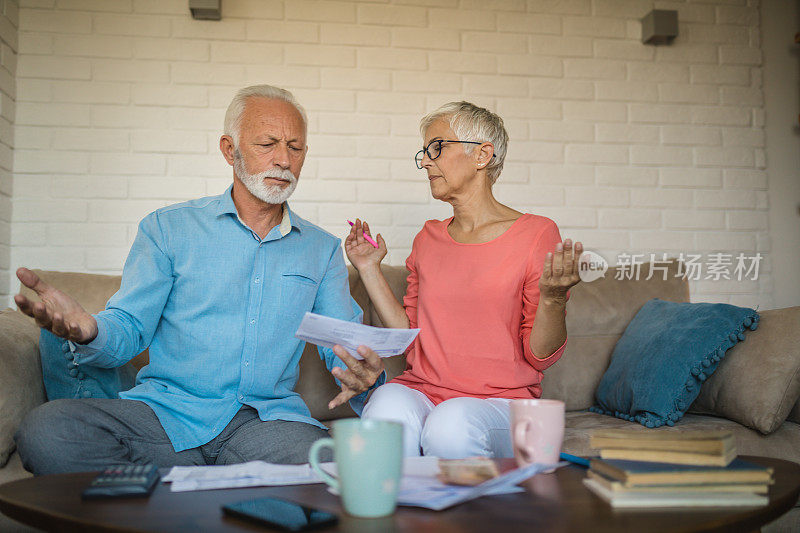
[510,399,565,467]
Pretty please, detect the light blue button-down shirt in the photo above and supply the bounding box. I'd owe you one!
[74,186,383,452]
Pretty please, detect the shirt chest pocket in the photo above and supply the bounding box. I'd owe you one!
[279,272,320,324]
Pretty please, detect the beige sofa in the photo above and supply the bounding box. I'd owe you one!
[1,262,799,531]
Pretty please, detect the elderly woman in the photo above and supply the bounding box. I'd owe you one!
[345,102,582,458]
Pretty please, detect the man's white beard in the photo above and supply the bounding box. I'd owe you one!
[233,150,298,204]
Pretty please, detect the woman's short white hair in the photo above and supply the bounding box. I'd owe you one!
[224,85,308,148]
[419,101,508,184]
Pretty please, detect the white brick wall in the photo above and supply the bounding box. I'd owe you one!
[0,0,16,301]
[8,0,773,308]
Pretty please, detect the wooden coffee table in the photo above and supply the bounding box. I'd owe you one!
[1,456,798,532]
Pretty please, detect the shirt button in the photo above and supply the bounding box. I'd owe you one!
[250,319,255,325]
[254,277,261,284]
[244,361,249,366]
[239,395,244,401]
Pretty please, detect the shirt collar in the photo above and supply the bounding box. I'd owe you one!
[216,184,302,236]
[277,203,293,237]
[215,185,238,217]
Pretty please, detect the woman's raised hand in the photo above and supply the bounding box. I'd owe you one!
[539,239,583,304]
[344,219,387,272]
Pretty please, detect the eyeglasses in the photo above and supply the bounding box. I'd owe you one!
[414,139,496,169]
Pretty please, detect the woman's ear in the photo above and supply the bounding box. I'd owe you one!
[477,142,494,168]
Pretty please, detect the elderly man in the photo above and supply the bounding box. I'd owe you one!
[13,85,385,475]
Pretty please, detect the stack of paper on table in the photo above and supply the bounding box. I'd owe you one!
[321,457,564,511]
[583,457,773,508]
[589,429,736,467]
[164,456,561,510]
[163,461,321,492]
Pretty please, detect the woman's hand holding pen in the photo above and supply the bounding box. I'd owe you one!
[345,219,387,272]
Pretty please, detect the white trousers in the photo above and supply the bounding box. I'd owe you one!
[361,383,513,458]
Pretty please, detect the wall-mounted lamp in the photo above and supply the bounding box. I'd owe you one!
[190,0,221,20]
[641,10,678,45]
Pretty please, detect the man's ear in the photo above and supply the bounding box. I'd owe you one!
[220,135,235,166]
[477,142,494,168]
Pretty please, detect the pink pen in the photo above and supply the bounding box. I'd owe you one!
[347,220,379,249]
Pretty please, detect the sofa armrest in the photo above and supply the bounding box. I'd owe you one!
[0,309,46,467]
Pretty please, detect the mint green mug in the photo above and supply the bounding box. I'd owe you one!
[309,419,403,518]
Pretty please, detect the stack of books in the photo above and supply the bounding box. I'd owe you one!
[583,429,773,508]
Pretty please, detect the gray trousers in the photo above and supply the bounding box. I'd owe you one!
[14,398,331,476]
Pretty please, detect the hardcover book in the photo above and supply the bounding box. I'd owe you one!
[598,447,736,467]
[590,429,735,455]
[583,477,768,508]
[589,458,773,487]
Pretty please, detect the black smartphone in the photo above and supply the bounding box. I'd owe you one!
[222,496,338,532]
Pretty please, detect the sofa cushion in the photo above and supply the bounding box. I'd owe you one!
[788,400,800,426]
[690,306,800,435]
[542,260,689,411]
[592,299,759,428]
[39,329,137,401]
[0,452,31,485]
[0,310,45,468]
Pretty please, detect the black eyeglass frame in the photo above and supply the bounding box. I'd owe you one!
[414,139,496,169]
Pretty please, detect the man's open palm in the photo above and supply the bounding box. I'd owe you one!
[14,267,98,344]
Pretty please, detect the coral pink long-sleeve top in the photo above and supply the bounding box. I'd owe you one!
[391,214,568,405]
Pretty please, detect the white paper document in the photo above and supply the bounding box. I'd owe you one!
[163,456,560,508]
[164,461,322,492]
[394,461,565,511]
[321,457,561,511]
[294,312,420,358]
[319,455,440,479]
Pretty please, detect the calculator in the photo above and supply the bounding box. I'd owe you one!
[81,464,160,500]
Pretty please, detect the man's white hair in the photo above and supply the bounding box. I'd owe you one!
[419,101,508,184]
[224,85,308,148]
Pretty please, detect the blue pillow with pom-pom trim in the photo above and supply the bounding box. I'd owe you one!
[39,329,137,401]
[591,298,759,428]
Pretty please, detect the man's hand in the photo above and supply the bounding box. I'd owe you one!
[14,267,98,344]
[539,239,583,305]
[328,344,385,410]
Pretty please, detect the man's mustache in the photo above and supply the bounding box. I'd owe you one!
[257,168,297,183]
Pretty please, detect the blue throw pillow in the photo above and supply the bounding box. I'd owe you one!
[591,298,759,428]
[39,329,137,401]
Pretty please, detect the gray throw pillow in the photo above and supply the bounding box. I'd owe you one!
[690,306,800,435]
[39,329,137,401]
